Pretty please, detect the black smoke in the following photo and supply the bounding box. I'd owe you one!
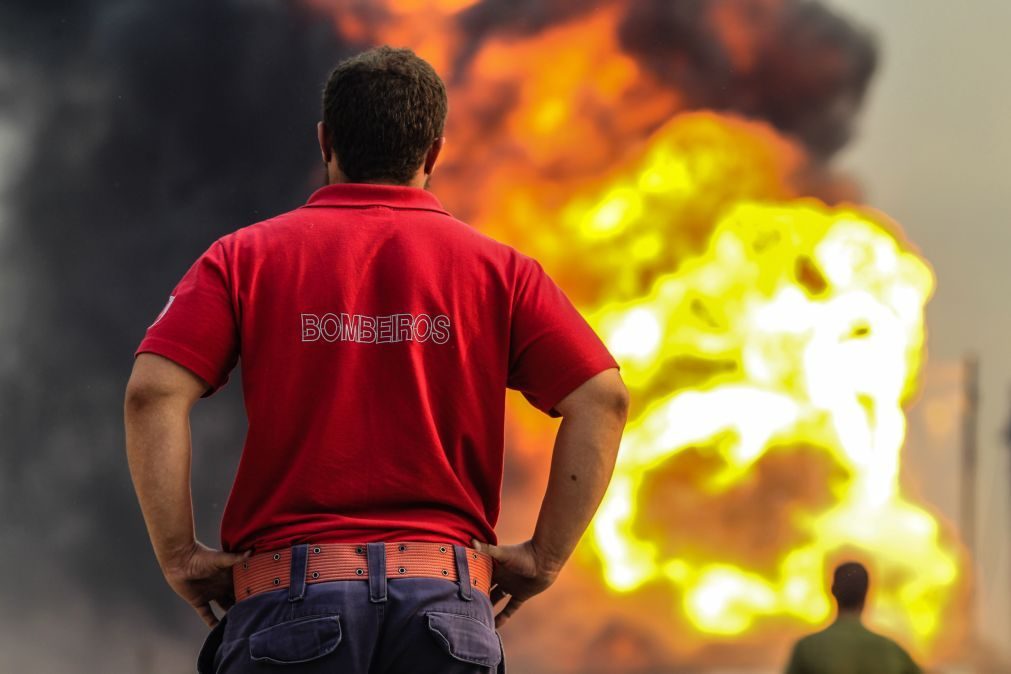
[450,0,877,159]
[0,0,876,669]
[0,0,353,661]
[618,0,877,158]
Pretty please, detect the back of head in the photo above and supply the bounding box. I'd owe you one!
[322,46,448,185]
[831,561,869,611]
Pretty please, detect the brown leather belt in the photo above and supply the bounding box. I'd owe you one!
[233,541,493,602]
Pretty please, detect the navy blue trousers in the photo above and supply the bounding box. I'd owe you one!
[197,543,505,673]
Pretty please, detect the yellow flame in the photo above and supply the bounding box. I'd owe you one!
[468,110,960,656]
[306,0,963,655]
[577,145,957,651]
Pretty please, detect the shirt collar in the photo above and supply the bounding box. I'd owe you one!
[302,182,449,216]
[834,612,863,625]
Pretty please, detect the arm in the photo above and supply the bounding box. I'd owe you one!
[473,367,629,626]
[784,641,805,674]
[901,647,923,674]
[124,353,249,628]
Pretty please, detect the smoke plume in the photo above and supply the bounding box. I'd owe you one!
[0,0,352,663]
[618,0,877,158]
[0,0,877,670]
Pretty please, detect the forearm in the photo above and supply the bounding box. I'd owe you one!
[124,395,197,571]
[531,404,626,573]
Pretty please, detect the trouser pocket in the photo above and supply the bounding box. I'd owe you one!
[426,611,503,672]
[248,615,343,665]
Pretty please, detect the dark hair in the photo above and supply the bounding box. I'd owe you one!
[321,46,448,184]
[831,561,869,610]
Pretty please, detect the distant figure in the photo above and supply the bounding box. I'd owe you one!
[785,562,922,674]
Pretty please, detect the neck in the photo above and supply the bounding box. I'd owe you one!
[326,166,428,189]
[837,607,863,621]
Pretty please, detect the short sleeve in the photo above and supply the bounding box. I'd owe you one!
[135,240,239,396]
[507,255,619,417]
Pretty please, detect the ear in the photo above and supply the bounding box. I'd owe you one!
[423,136,445,176]
[317,121,333,163]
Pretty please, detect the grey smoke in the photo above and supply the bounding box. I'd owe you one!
[618,0,877,157]
[0,0,354,662]
[450,0,877,158]
[0,0,876,670]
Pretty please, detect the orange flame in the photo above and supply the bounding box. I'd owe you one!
[309,0,964,664]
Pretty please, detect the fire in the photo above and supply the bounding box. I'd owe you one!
[584,185,958,648]
[310,0,964,662]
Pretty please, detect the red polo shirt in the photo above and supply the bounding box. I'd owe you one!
[136,183,619,552]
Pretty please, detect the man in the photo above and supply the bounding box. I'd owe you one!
[124,46,628,673]
[785,562,922,674]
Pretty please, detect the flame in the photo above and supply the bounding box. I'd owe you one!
[310,0,964,662]
[584,187,957,649]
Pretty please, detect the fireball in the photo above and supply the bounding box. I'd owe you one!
[310,0,964,661]
[585,178,957,650]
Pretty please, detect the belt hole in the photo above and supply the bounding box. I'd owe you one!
[311,571,320,579]
[442,569,449,576]
[272,578,280,585]
[272,553,281,561]
[472,553,477,559]
[242,561,248,569]
[245,587,252,595]
[355,546,364,554]
[356,568,364,576]
[312,546,321,554]
[398,567,406,574]
[439,546,446,553]
[473,579,478,586]
[398,544,406,552]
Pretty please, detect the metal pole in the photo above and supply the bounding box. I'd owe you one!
[960,353,979,641]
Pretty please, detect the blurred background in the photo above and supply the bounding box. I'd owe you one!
[0,1,1008,672]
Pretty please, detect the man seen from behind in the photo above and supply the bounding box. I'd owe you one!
[785,562,922,674]
[124,46,628,674]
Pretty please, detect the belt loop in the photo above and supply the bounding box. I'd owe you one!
[454,545,474,602]
[366,542,387,604]
[288,544,308,603]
